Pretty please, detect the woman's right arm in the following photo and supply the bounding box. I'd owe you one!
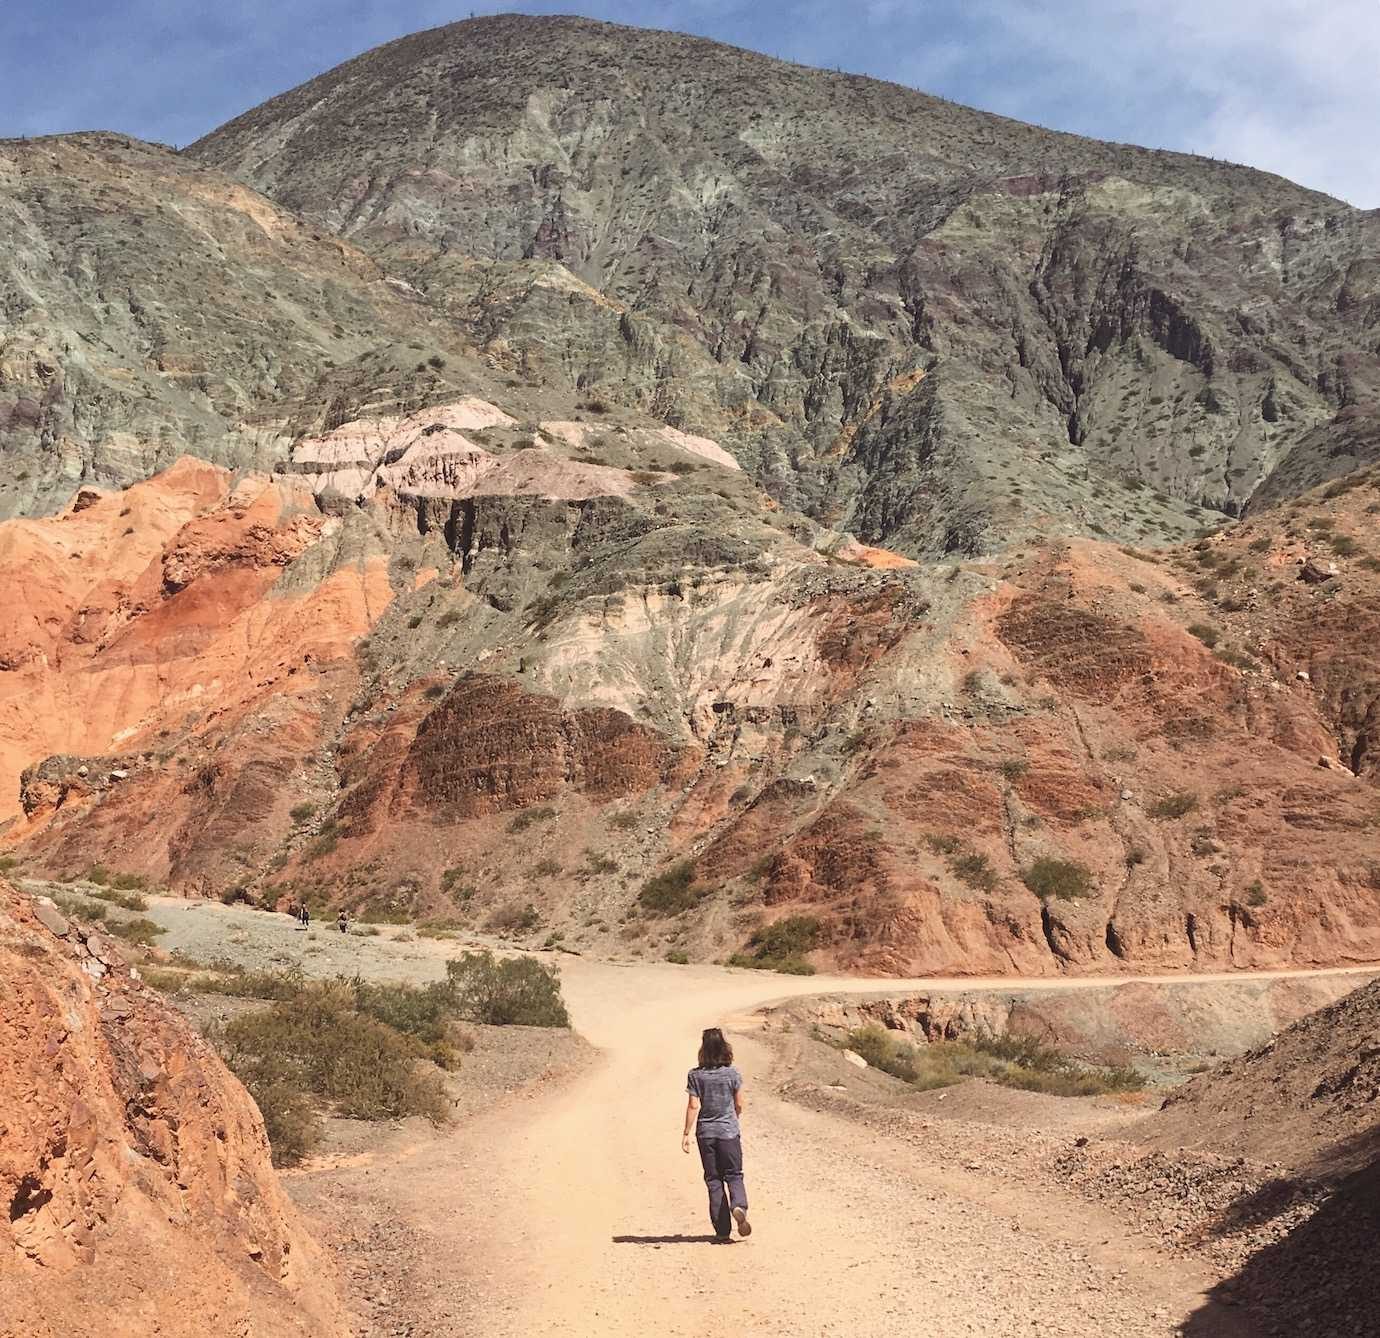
[682,1094,700,1153]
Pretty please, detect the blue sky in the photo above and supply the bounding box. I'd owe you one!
[2,1,1375,206]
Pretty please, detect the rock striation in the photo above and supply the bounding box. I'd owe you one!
[1,426,1376,979]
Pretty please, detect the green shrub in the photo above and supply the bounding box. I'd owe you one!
[305,822,339,861]
[638,862,703,915]
[1150,791,1199,819]
[999,758,1029,780]
[847,1024,919,1082]
[437,609,463,628]
[164,961,307,1000]
[928,833,1000,891]
[1187,623,1220,648]
[729,915,820,974]
[218,986,450,1126]
[56,894,109,922]
[345,976,466,1068]
[485,901,540,934]
[239,1065,322,1167]
[88,886,149,911]
[105,917,166,946]
[417,918,465,939]
[844,1024,1143,1097]
[665,950,690,965]
[1245,880,1268,907]
[507,805,557,834]
[531,858,562,877]
[726,951,816,975]
[1215,647,1258,670]
[88,870,146,892]
[1022,858,1095,900]
[289,803,316,822]
[608,809,640,830]
[445,951,570,1027]
[951,852,999,892]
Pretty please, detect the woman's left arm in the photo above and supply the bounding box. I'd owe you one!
[681,1095,700,1153]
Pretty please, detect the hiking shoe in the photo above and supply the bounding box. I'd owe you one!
[732,1206,752,1238]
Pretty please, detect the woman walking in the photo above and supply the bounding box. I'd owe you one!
[682,1027,751,1242]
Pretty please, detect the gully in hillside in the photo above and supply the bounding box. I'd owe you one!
[682,1027,752,1243]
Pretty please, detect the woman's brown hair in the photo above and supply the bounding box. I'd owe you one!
[697,1027,733,1068]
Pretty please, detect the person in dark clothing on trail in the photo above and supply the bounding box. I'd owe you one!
[682,1027,750,1243]
[337,910,349,934]
[299,904,310,930]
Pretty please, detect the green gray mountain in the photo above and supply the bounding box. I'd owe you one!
[188,13,1380,553]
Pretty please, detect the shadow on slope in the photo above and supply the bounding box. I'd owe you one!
[1183,1126,1380,1337]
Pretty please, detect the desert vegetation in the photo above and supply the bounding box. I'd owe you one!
[727,915,820,974]
[147,952,569,1165]
[845,1024,1143,1097]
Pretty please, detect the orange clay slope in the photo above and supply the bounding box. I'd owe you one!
[0,458,395,886]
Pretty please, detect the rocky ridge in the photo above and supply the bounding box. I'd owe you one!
[0,880,345,1336]
[191,14,1380,553]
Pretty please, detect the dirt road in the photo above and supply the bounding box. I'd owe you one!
[143,900,1377,1336]
[446,958,1243,1338]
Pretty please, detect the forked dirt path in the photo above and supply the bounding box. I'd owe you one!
[141,902,1375,1335]
[345,956,1373,1338]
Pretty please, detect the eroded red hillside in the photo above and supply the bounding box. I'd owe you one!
[3,435,1378,979]
[0,882,346,1336]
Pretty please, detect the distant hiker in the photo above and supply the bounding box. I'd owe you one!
[299,905,310,930]
[337,910,349,934]
[682,1027,750,1243]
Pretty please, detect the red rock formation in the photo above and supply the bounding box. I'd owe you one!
[2,444,1378,980]
[0,883,346,1336]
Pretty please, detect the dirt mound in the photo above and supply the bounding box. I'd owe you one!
[1139,975,1380,1177]
[0,882,346,1336]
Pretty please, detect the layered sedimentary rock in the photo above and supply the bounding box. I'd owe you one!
[2,417,1376,978]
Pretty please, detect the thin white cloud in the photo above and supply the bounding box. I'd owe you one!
[967,0,1380,205]
[2,1,1375,205]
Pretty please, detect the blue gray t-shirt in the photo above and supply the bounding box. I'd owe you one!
[687,1064,742,1139]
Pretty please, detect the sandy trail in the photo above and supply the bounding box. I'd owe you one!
[141,902,1375,1335]
[408,957,1374,1338]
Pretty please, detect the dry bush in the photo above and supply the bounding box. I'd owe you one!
[845,1024,1142,1097]
[1022,858,1095,900]
[445,951,570,1027]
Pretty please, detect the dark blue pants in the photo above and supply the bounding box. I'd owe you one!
[697,1135,747,1238]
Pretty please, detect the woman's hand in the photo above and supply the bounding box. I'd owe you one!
[681,1134,691,1154]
